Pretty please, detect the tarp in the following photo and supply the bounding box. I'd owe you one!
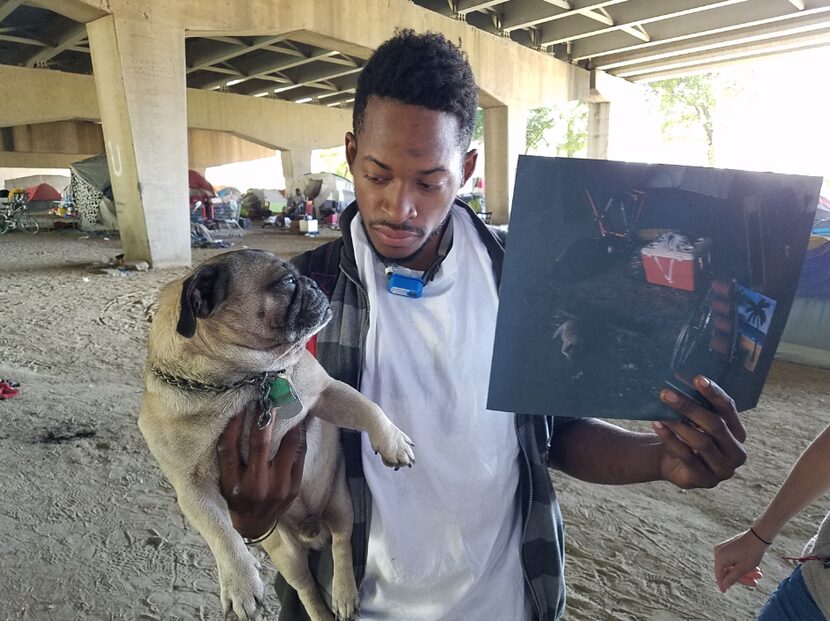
[291,172,354,217]
[188,170,215,199]
[70,154,112,198]
[795,238,830,300]
[217,186,242,202]
[69,154,118,231]
[777,236,830,368]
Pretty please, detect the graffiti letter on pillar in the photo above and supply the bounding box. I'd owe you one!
[107,141,123,177]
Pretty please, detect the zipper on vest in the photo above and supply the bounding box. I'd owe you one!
[515,415,544,620]
[350,272,373,582]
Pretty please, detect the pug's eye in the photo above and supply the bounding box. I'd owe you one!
[283,276,296,286]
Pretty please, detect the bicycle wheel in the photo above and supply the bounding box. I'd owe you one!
[0,214,10,235]
[17,211,39,234]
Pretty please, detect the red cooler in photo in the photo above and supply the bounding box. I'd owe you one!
[641,241,706,292]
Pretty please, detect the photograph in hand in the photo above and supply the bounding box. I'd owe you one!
[488,156,822,421]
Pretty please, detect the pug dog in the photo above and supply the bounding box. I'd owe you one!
[138,249,415,621]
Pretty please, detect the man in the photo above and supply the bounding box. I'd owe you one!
[286,187,307,219]
[219,30,746,620]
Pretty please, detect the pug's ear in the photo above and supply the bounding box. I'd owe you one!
[176,263,232,338]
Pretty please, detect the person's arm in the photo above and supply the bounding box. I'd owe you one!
[217,410,307,539]
[549,375,746,489]
[714,422,830,592]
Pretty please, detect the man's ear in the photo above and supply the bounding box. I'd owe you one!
[345,132,357,174]
[461,148,478,186]
[176,263,232,338]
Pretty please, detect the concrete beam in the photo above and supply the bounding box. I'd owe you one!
[0,65,100,126]
[0,151,97,168]
[188,128,274,169]
[179,0,589,108]
[0,65,351,153]
[34,0,589,108]
[186,88,351,151]
[26,0,107,22]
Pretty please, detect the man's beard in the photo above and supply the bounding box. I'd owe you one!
[364,211,452,268]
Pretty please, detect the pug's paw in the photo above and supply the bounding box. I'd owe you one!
[371,424,415,469]
[331,575,359,620]
[218,558,264,621]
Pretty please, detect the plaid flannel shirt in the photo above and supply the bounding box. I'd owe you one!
[278,200,568,620]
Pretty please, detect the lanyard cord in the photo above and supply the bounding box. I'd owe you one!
[421,215,454,284]
[383,214,454,285]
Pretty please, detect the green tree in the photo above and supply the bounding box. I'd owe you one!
[474,104,588,156]
[473,108,484,144]
[558,103,588,157]
[650,74,717,166]
[525,107,555,153]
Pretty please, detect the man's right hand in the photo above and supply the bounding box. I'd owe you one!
[218,404,307,539]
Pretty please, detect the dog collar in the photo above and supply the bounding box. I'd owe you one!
[151,365,303,426]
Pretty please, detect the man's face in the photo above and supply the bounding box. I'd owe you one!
[346,96,477,271]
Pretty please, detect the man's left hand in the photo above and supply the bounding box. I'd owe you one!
[652,375,746,489]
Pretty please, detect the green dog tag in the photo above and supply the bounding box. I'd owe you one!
[266,374,304,420]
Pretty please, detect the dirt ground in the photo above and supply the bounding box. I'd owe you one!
[1,224,828,621]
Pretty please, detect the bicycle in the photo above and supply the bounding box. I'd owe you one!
[0,193,39,235]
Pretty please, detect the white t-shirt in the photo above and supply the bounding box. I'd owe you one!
[352,206,531,621]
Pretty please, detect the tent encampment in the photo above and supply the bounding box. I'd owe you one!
[26,183,62,212]
[291,172,354,219]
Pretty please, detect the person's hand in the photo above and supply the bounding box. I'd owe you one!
[714,530,768,592]
[652,375,746,489]
[218,404,307,539]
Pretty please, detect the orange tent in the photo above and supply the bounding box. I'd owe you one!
[26,183,62,212]
[27,183,61,202]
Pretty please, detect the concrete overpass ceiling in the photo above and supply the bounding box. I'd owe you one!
[0,0,829,102]
[416,0,830,81]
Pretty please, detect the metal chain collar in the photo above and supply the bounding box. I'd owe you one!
[151,365,283,395]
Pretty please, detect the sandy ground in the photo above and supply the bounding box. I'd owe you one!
[1,224,828,621]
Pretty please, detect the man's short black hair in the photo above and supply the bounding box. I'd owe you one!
[353,29,478,150]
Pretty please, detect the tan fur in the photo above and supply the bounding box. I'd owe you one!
[138,250,414,621]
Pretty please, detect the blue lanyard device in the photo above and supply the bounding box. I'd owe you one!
[384,216,453,299]
[386,268,425,298]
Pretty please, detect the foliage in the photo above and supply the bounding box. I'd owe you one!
[473,103,588,156]
[649,74,718,165]
[315,146,352,181]
[525,108,554,153]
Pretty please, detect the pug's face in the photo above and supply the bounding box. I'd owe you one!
[176,250,331,357]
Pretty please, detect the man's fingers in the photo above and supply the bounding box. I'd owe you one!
[661,385,746,471]
[288,426,307,499]
[270,422,307,498]
[246,410,274,483]
[695,376,746,443]
[659,417,736,481]
[218,410,244,489]
[652,420,715,485]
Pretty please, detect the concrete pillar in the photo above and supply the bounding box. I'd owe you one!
[587,101,610,159]
[87,14,190,268]
[483,105,526,225]
[281,147,313,190]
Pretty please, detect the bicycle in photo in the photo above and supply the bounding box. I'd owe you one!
[0,192,40,235]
